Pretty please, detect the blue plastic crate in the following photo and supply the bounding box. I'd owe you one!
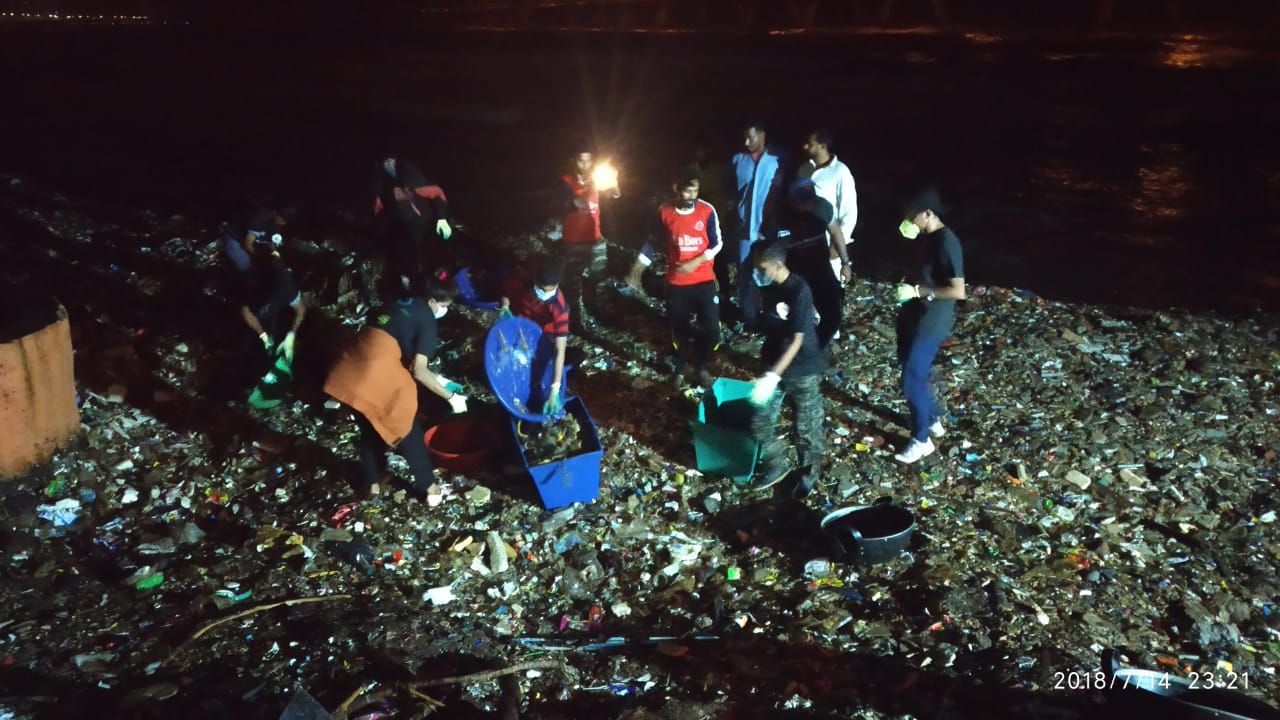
[690,377,781,484]
[511,397,602,510]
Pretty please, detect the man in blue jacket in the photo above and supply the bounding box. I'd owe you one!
[728,121,783,330]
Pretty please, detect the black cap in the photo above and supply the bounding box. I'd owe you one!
[904,188,948,218]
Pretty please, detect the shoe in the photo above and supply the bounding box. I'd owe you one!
[697,369,715,388]
[751,462,792,491]
[894,438,936,464]
[928,420,946,438]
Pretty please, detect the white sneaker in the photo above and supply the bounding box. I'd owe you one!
[894,438,935,464]
[928,420,946,438]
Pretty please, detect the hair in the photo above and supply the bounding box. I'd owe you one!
[754,240,788,267]
[424,269,459,303]
[535,257,564,287]
[674,163,704,189]
[809,128,833,150]
[744,120,767,135]
[571,142,594,158]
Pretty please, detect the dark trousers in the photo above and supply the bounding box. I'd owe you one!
[560,241,607,325]
[789,243,843,349]
[896,316,946,442]
[357,414,434,491]
[666,280,721,373]
[751,373,825,472]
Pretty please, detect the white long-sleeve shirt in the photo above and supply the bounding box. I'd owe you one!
[799,155,858,244]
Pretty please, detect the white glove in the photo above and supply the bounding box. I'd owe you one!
[749,372,781,406]
[447,393,468,414]
[895,283,920,304]
[259,332,273,351]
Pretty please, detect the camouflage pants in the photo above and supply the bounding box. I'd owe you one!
[561,240,609,323]
[751,373,825,472]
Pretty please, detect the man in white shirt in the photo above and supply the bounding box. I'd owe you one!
[798,129,858,279]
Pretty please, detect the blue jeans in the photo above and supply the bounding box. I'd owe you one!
[899,334,945,442]
[223,235,252,272]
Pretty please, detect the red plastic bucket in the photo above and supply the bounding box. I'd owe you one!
[423,416,491,472]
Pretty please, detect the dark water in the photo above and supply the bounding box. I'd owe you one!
[2,23,1278,314]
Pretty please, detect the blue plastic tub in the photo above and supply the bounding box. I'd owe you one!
[454,266,502,310]
[512,397,602,510]
[485,316,570,424]
[690,377,781,484]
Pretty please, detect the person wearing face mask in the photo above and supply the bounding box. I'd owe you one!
[729,121,783,331]
[626,164,723,388]
[499,258,584,416]
[559,145,621,335]
[745,241,826,497]
[372,152,453,288]
[221,239,306,401]
[892,188,965,465]
[323,270,466,499]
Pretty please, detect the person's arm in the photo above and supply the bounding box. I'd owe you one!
[551,335,567,395]
[912,276,966,301]
[676,205,722,274]
[240,305,265,335]
[373,196,384,217]
[413,182,448,218]
[835,167,858,239]
[289,294,307,333]
[769,332,805,377]
[628,215,663,288]
[412,353,453,399]
[760,162,784,239]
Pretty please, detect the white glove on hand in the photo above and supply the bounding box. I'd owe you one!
[895,283,920,304]
[447,393,468,414]
[749,372,781,406]
[436,218,453,240]
[259,332,273,351]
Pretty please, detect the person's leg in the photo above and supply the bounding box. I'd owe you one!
[901,334,945,442]
[737,239,759,330]
[560,243,591,326]
[356,415,389,494]
[667,282,694,374]
[394,415,436,494]
[750,387,790,486]
[582,239,608,316]
[788,373,826,488]
[692,280,721,373]
[814,266,843,349]
[714,235,739,321]
[223,235,252,272]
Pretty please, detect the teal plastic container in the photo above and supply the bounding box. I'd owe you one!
[690,378,781,484]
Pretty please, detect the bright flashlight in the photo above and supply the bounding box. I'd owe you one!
[591,162,618,192]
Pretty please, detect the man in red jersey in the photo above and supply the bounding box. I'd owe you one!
[560,146,620,334]
[627,165,723,388]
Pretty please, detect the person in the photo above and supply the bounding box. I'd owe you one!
[797,129,858,278]
[892,188,965,465]
[499,258,585,415]
[626,164,723,388]
[729,121,783,330]
[746,242,826,496]
[229,241,306,398]
[559,146,620,333]
[324,271,466,497]
[221,202,292,274]
[372,152,452,282]
[785,179,850,350]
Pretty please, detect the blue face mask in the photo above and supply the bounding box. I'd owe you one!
[534,286,557,302]
[752,268,772,287]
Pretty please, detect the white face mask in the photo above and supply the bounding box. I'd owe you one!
[383,159,396,176]
[534,287,557,302]
[432,304,449,319]
[899,219,922,240]
[752,268,772,287]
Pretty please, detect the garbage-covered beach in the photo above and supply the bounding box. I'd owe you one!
[3,169,1280,719]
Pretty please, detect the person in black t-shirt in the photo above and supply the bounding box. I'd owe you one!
[222,203,292,273]
[325,272,467,498]
[746,242,827,496]
[892,188,965,465]
[226,244,306,398]
[785,179,850,350]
